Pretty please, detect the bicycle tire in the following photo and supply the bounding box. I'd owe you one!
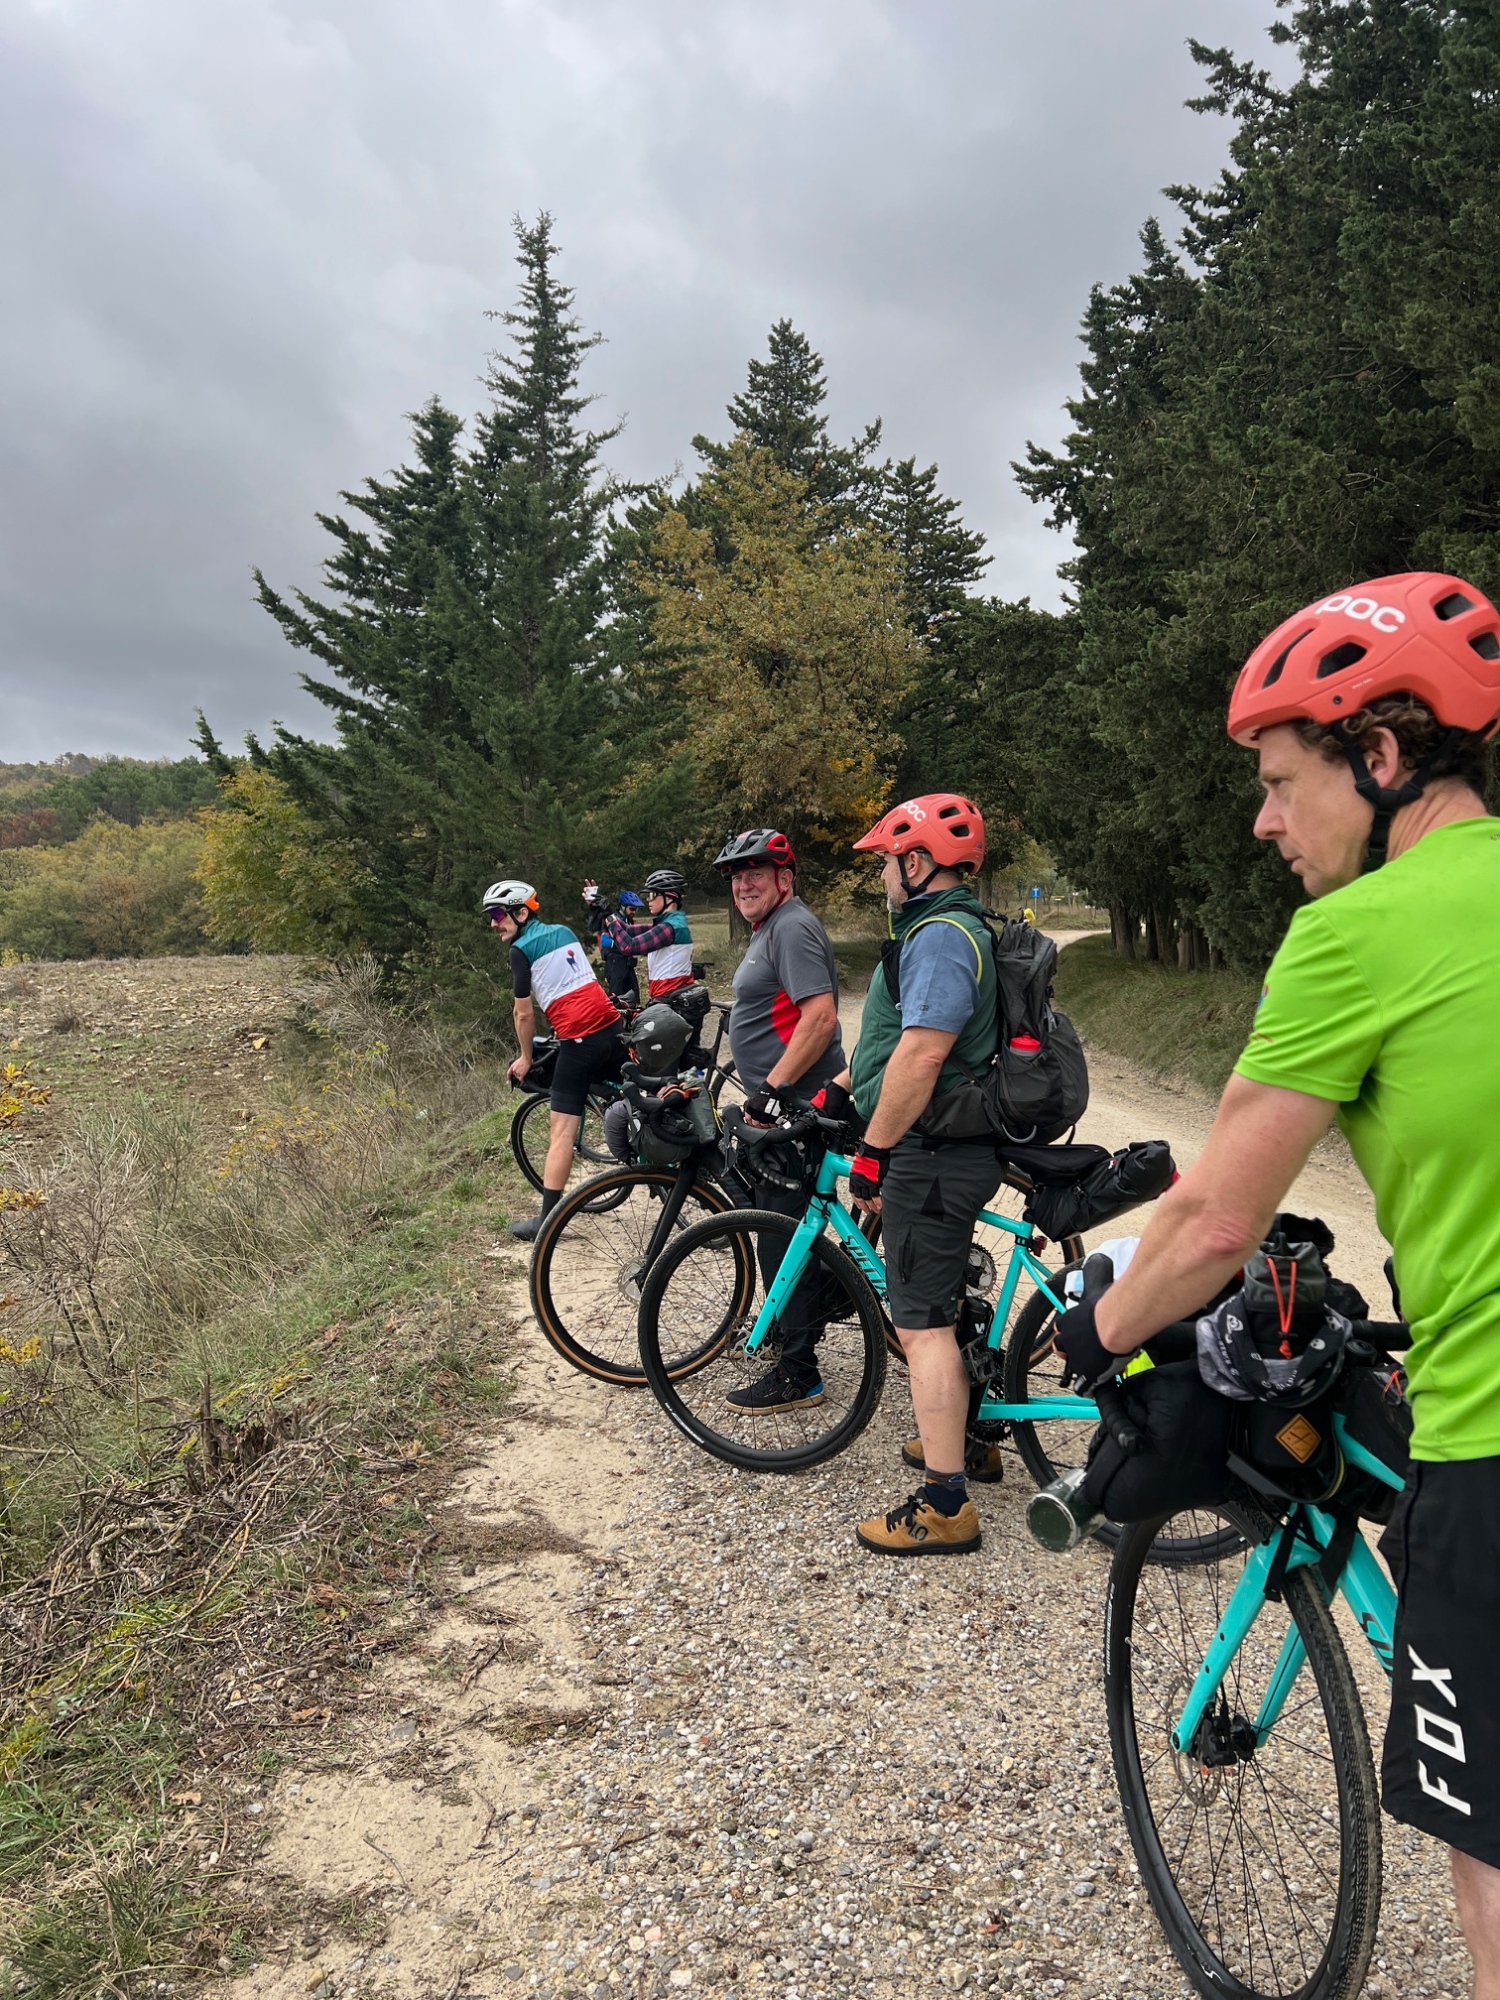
[637,1207,887,1472]
[510,1090,617,1199]
[1106,1502,1381,2000]
[530,1168,740,1386]
[1003,1274,1242,1564]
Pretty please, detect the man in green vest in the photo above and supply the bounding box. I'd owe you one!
[842,793,1003,1557]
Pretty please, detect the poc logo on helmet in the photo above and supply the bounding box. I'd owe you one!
[1315,594,1407,634]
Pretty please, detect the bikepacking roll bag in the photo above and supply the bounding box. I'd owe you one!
[919,918,1090,1146]
[1011,1139,1176,1241]
[1081,1362,1237,1522]
[625,1079,718,1170]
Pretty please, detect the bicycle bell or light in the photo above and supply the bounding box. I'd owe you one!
[1026,1467,1103,1553]
[630,1001,693,1075]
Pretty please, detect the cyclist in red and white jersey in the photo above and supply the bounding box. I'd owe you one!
[592,869,697,1000]
[484,878,625,1242]
[1053,574,1500,1991]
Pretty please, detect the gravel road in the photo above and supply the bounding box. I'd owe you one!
[234,944,1468,2000]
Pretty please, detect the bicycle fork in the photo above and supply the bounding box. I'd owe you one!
[1170,1512,1396,1761]
[743,1196,840,1354]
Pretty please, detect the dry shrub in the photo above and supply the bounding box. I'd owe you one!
[0,961,494,1486]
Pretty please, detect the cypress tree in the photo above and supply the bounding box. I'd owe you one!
[254,215,631,973]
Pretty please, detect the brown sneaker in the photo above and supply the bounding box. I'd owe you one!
[900,1436,1005,1483]
[855,1493,982,1557]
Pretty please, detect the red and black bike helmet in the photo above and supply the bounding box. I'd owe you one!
[713,829,797,875]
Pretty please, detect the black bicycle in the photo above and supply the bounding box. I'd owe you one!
[527,1063,754,1386]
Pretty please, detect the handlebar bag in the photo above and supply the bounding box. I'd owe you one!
[1081,1361,1237,1522]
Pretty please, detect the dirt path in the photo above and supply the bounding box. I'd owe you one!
[231,962,1464,2000]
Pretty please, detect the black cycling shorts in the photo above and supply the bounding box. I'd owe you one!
[549,1025,625,1119]
[880,1139,1004,1330]
[1380,1455,1500,1867]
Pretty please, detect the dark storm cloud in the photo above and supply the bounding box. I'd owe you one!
[0,0,1288,760]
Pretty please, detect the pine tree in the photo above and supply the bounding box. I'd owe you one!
[693,319,882,516]
[872,457,989,634]
[1013,3,1500,968]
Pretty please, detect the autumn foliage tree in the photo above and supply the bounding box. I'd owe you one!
[637,441,922,887]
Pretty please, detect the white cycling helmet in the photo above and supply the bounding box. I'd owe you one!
[481,878,539,922]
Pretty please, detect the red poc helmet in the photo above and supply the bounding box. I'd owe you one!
[854,793,986,874]
[1228,572,1500,745]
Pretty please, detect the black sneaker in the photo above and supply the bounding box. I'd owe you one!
[724,1364,825,1412]
[508,1211,548,1242]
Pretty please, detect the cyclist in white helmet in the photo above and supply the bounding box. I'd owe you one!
[482,878,625,1242]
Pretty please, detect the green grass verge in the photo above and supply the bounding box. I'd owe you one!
[0,993,538,1992]
[1052,933,1263,1096]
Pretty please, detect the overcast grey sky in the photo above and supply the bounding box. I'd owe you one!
[1,0,1290,763]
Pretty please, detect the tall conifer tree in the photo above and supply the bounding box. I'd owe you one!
[254,215,629,971]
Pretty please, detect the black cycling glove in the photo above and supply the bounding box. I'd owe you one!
[743,1087,786,1125]
[810,1080,851,1121]
[1054,1297,1119,1390]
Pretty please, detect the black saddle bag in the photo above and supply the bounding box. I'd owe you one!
[1011,1139,1176,1241]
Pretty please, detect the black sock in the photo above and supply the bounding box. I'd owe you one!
[921,1472,968,1518]
[539,1186,561,1218]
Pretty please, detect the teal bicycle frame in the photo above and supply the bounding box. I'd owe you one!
[1168,1424,1405,1757]
[744,1144,1096,1428]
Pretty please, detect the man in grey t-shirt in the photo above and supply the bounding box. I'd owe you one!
[716,829,846,1411]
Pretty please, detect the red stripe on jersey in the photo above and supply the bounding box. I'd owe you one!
[769,989,802,1045]
[647,973,694,998]
[548,984,622,1039]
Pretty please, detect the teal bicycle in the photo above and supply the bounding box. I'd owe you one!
[635,1112,1083,1470]
[1103,1377,1408,1999]
[633,1111,1226,1558]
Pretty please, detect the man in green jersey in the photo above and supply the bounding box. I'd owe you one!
[1053,572,1500,1992]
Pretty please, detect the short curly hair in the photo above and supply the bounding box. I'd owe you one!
[1294,695,1492,793]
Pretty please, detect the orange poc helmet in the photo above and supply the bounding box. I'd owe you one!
[853,794,986,874]
[1228,573,1500,744]
[1228,573,1500,869]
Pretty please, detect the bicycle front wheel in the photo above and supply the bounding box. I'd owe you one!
[530,1169,738,1386]
[509,1090,614,1196]
[637,1208,887,1472]
[1105,1503,1381,2000]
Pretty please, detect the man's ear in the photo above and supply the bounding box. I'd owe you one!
[1363,725,1410,789]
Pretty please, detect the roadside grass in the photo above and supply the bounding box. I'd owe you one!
[0,957,537,1992]
[1053,932,1264,1096]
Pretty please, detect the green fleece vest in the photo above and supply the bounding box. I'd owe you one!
[849,886,998,1123]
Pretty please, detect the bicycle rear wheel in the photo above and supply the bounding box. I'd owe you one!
[530,1169,738,1385]
[510,1090,615,1196]
[637,1208,887,1471]
[1004,1278,1240,1564]
[1105,1503,1381,2000]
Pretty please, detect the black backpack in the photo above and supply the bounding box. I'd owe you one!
[921,916,1090,1145]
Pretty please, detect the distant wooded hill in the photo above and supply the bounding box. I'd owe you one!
[0,756,218,849]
